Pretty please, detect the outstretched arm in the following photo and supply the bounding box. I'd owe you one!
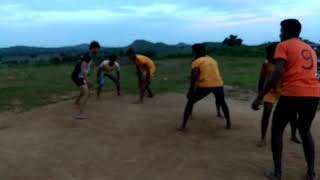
[252,60,285,110]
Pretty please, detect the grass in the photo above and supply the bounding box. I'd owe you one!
[0,55,264,112]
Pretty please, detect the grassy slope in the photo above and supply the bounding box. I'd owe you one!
[0,56,264,111]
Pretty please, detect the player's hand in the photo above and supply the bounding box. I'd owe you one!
[251,97,262,111]
[87,81,93,89]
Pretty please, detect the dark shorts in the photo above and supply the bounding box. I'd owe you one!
[71,75,86,87]
[272,96,319,134]
[189,87,225,104]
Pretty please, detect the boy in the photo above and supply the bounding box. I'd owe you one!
[126,49,156,103]
[97,54,121,97]
[177,44,231,131]
[252,19,319,180]
[71,41,100,119]
[256,43,300,147]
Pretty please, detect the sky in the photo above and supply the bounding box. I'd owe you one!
[0,0,319,47]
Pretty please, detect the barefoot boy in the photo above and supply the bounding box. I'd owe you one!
[71,41,100,119]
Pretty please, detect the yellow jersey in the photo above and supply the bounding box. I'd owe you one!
[192,56,224,88]
[135,55,156,77]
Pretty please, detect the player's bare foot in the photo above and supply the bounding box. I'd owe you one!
[264,170,282,180]
[257,139,267,147]
[75,114,88,120]
[217,114,224,118]
[176,125,185,132]
[306,173,318,180]
[291,136,301,144]
[225,123,232,130]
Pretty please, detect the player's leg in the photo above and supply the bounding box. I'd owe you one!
[106,74,120,96]
[296,98,319,180]
[72,76,84,105]
[213,87,231,129]
[265,96,293,180]
[97,73,105,98]
[289,115,301,144]
[177,88,210,131]
[258,102,274,147]
[77,84,90,119]
[216,100,222,117]
[146,83,154,98]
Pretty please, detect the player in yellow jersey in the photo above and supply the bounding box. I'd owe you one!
[127,49,156,103]
[177,44,231,131]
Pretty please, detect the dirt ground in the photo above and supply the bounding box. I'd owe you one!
[0,93,320,180]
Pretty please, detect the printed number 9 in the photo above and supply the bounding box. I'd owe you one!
[301,49,313,70]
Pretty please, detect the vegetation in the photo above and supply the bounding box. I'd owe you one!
[0,39,318,112]
[223,35,243,46]
[0,54,264,112]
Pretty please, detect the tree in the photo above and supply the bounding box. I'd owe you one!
[222,34,243,46]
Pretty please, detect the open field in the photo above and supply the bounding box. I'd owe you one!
[0,93,319,180]
[0,55,263,112]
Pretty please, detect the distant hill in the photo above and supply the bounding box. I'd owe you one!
[1,39,318,64]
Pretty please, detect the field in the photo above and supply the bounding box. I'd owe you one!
[0,55,262,112]
[1,54,320,180]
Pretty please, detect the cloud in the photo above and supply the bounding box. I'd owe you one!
[0,3,127,25]
[0,1,319,29]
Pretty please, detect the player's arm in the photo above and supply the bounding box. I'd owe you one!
[81,62,91,86]
[187,67,200,99]
[143,64,151,84]
[258,65,266,93]
[136,66,143,81]
[252,60,285,110]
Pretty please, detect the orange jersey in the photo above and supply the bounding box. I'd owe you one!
[274,38,320,97]
[135,55,156,77]
[192,56,224,88]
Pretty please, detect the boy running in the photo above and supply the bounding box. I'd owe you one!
[177,44,231,131]
[126,49,156,104]
[252,19,319,180]
[256,43,300,147]
[97,54,121,97]
[71,41,100,119]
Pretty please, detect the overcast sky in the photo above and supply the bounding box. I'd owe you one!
[0,0,319,47]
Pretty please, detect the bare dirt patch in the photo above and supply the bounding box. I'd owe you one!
[0,93,319,180]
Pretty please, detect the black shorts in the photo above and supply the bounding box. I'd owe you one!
[273,96,319,133]
[189,87,225,104]
[71,75,86,87]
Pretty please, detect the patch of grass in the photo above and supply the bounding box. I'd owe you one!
[0,56,264,112]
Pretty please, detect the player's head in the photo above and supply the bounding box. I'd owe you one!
[109,54,117,62]
[126,49,137,61]
[89,41,101,55]
[192,43,206,58]
[266,43,278,63]
[280,19,302,41]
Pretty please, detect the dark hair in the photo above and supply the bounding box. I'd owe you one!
[266,43,278,57]
[89,41,101,49]
[126,49,136,56]
[109,54,117,61]
[281,19,302,38]
[192,43,206,57]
